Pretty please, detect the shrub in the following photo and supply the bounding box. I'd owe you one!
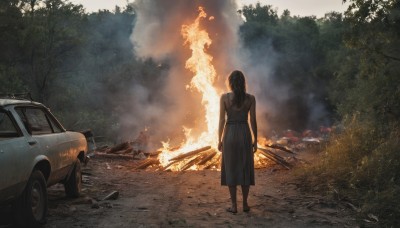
[299,115,400,226]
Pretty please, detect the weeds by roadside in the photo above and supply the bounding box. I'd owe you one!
[297,116,400,226]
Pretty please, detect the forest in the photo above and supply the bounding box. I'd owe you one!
[1,0,399,225]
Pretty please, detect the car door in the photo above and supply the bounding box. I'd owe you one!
[15,107,72,184]
[0,109,34,202]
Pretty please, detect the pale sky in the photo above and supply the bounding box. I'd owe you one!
[70,0,348,17]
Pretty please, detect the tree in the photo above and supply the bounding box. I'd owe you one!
[305,1,400,225]
[0,0,26,93]
[239,3,278,25]
[339,0,400,126]
[239,6,341,131]
[19,0,85,102]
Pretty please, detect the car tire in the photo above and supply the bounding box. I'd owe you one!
[64,159,82,198]
[14,170,48,228]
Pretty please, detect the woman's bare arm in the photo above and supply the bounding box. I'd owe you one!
[249,95,258,152]
[218,94,226,151]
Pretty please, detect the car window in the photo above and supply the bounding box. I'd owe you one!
[18,108,53,135]
[47,115,63,133]
[0,110,20,139]
[15,108,31,134]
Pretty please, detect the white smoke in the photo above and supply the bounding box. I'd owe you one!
[126,0,253,146]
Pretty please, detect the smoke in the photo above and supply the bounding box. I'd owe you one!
[126,0,330,146]
[126,0,244,147]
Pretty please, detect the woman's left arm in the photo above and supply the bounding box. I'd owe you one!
[218,94,226,152]
[250,95,258,152]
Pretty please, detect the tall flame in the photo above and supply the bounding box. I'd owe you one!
[182,6,220,148]
[158,7,220,170]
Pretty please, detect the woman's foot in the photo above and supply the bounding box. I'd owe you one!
[226,206,237,214]
[243,203,250,212]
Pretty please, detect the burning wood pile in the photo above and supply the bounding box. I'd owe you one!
[93,141,298,171]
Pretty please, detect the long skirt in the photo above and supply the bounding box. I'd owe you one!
[221,123,255,186]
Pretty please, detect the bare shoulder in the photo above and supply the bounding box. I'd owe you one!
[220,93,228,104]
[220,93,227,100]
[247,93,256,102]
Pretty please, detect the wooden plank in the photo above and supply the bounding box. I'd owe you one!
[107,142,131,154]
[265,144,296,154]
[94,152,133,160]
[135,158,160,170]
[180,155,204,171]
[169,146,212,161]
[258,147,287,161]
[197,150,217,165]
[161,146,212,171]
[257,149,291,170]
[204,153,221,169]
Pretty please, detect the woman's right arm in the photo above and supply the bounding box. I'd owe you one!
[250,95,258,152]
[218,94,226,152]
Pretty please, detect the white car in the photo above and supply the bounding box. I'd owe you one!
[0,97,88,227]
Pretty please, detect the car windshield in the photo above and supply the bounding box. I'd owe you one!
[0,109,20,139]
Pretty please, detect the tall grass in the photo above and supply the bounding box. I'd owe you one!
[299,115,400,226]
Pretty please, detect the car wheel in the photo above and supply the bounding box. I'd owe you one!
[64,159,82,198]
[14,170,48,228]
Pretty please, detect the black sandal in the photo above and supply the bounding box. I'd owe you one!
[226,207,237,214]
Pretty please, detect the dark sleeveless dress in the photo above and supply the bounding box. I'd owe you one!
[221,93,255,186]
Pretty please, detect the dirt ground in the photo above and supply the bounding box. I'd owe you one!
[1,150,358,228]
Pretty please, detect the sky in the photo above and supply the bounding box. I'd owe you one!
[69,0,348,17]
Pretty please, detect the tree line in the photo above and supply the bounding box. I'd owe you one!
[1,0,166,141]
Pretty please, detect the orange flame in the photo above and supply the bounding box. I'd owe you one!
[158,7,221,170]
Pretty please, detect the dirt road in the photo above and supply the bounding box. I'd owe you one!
[0,150,357,228]
[38,154,357,228]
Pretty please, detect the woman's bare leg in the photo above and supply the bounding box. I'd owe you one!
[241,185,250,211]
[228,186,237,212]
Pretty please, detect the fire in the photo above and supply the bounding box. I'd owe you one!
[158,7,221,170]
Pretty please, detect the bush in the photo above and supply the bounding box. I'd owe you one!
[299,115,400,226]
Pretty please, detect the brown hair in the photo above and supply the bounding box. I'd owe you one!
[228,70,246,107]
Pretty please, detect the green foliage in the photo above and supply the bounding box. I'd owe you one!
[302,116,400,225]
[298,1,400,225]
[18,0,86,102]
[0,65,26,93]
[328,1,400,132]
[0,0,165,143]
[239,3,278,25]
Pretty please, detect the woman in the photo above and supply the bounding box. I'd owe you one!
[218,70,257,214]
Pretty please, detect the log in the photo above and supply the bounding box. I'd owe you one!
[107,142,130,154]
[96,145,110,152]
[135,158,160,170]
[122,147,133,154]
[161,161,177,171]
[257,149,291,170]
[197,150,217,165]
[258,151,289,169]
[258,147,287,161]
[265,144,296,154]
[204,153,221,169]
[94,152,133,160]
[180,155,205,171]
[145,150,162,157]
[170,146,212,161]
[161,146,212,171]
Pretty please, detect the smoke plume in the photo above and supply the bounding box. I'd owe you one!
[125,0,329,147]
[127,0,246,147]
